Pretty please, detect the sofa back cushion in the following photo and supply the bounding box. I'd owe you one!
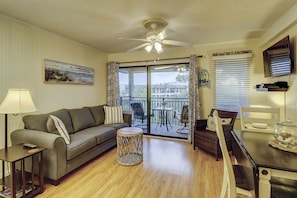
[69,107,96,132]
[23,113,49,132]
[23,109,74,134]
[88,105,105,125]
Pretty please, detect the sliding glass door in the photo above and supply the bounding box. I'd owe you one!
[119,63,189,139]
[119,67,148,130]
[150,64,189,138]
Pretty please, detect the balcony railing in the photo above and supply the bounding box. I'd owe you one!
[120,96,189,125]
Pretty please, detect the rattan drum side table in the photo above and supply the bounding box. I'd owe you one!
[117,127,143,166]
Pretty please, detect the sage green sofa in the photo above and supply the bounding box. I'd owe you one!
[11,105,131,185]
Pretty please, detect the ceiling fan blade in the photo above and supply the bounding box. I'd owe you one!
[157,28,174,40]
[127,43,151,53]
[118,37,148,42]
[162,39,192,47]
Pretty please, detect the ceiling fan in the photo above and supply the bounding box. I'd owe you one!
[118,18,191,54]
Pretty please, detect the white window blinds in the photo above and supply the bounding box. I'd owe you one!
[212,51,252,115]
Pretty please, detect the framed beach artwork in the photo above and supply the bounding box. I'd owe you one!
[43,59,94,85]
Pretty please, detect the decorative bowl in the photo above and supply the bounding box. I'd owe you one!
[274,120,297,149]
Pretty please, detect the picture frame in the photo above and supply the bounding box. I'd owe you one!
[43,59,94,85]
[198,68,210,88]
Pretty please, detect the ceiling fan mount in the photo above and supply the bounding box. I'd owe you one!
[143,18,168,31]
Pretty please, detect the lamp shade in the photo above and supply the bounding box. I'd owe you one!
[0,89,37,114]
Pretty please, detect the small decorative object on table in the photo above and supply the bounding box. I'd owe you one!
[269,120,297,153]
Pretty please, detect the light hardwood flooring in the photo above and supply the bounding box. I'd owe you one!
[37,137,225,198]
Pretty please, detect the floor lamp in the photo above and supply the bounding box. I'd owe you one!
[0,89,36,183]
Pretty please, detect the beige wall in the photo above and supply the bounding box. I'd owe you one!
[0,15,108,146]
[257,4,297,123]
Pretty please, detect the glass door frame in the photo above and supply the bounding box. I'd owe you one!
[119,62,189,139]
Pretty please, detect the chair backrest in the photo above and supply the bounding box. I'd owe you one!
[213,110,237,198]
[210,108,238,128]
[240,106,280,133]
[130,102,145,118]
[180,105,189,123]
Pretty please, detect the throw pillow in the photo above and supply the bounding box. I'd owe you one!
[206,116,216,132]
[103,106,124,124]
[51,109,74,134]
[206,115,232,132]
[46,116,57,133]
[49,115,71,144]
[46,116,60,135]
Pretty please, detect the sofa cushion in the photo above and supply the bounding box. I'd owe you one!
[95,126,116,144]
[103,123,129,130]
[104,106,124,124]
[69,107,96,132]
[88,105,105,125]
[67,132,97,160]
[78,126,116,144]
[50,115,71,144]
[23,113,49,132]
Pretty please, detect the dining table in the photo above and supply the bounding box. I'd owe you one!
[152,107,173,131]
[231,130,297,198]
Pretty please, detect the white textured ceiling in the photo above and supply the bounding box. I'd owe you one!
[0,0,296,53]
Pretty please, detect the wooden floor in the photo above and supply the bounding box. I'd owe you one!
[37,137,225,198]
[136,123,188,139]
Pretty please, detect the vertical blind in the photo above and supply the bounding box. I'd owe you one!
[212,51,252,115]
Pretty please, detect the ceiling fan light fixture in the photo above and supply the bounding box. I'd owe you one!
[145,45,153,53]
[154,42,163,54]
[121,18,191,53]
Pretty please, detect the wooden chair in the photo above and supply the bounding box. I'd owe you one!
[213,110,255,198]
[194,109,237,160]
[240,107,280,133]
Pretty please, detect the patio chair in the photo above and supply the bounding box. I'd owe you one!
[130,102,147,128]
[175,105,189,134]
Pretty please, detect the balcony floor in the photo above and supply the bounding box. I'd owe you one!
[134,123,188,139]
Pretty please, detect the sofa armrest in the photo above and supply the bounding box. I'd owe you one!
[195,119,207,130]
[123,111,133,126]
[11,129,67,181]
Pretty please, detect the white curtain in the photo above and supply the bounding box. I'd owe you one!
[106,61,120,106]
[188,55,200,143]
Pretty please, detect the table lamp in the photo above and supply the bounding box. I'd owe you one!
[0,89,37,149]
